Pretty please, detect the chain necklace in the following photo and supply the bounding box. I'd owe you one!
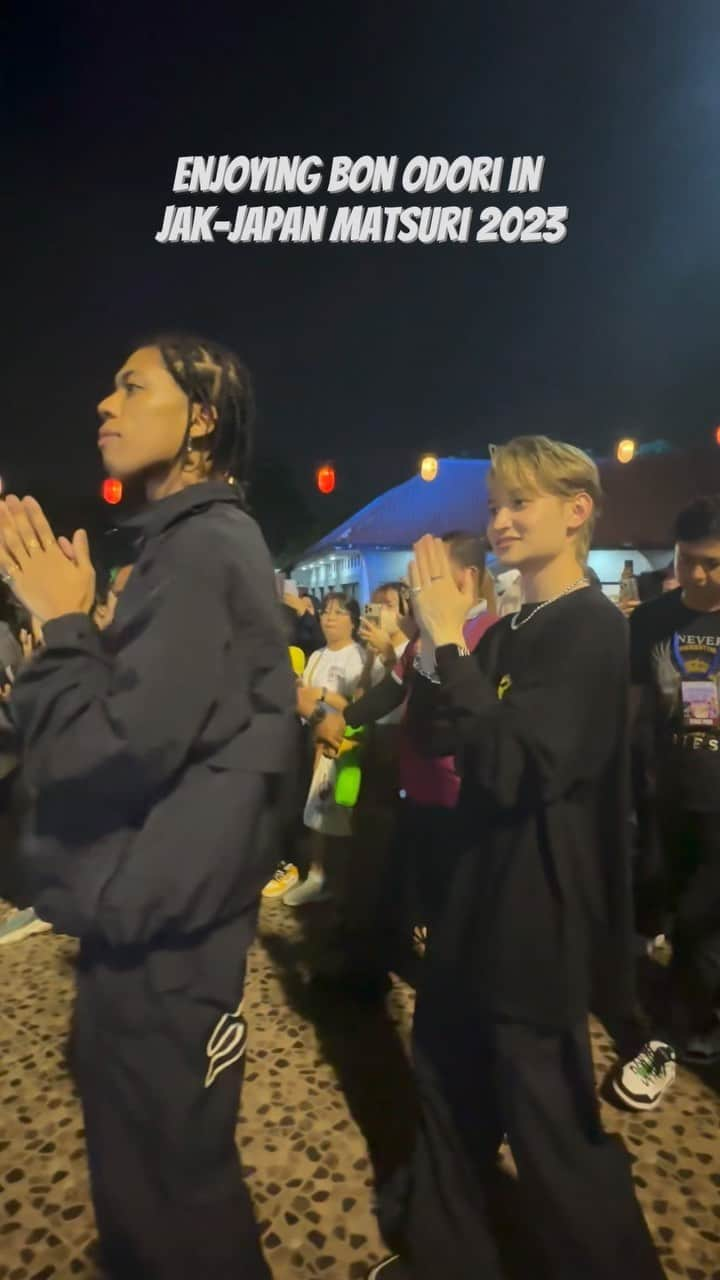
[510,578,589,631]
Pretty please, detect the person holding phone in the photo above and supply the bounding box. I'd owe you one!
[358,583,411,686]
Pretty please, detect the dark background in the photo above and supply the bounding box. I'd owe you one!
[5,0,720,555]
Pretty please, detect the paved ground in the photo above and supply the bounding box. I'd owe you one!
[0,899,718,1279]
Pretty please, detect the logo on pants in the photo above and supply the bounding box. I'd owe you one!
[204,1001,247,1088]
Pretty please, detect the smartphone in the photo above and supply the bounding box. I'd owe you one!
[363,603,382,626]
[283,578,299,598]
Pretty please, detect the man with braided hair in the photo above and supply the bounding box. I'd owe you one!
[0,335,294,1279]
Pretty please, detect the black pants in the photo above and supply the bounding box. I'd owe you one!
[391,994,664,1279]
[630,741,667,939]
[658,808,720,1038]
[330,798,459,982]
[0,769,33,909]
[279,721,314,878]
[404,801,461,933]
[72,911,269,1280]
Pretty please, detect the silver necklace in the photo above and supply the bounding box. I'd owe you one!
[510,578,589,631]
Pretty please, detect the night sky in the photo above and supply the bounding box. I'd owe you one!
[6,0,720,531]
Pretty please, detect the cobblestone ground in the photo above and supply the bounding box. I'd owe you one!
[0,899,718,1279]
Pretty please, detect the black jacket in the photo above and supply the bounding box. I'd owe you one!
[281,602,324,659]
[11,482,296,946]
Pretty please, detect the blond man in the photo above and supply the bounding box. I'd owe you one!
[370,437,662,1280]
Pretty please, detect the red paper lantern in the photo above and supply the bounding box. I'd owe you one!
[102,477,123,505]
[316,464,336,495]
[715,425,720,446]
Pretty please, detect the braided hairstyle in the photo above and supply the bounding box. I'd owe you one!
[150,334,255,503]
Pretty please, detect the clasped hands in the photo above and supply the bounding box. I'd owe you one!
[0,496,96,624]
[310,537,470,756]
[408,535,471,647]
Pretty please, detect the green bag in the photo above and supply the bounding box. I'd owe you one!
[334,726,365,807]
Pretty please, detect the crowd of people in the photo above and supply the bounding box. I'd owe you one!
[0,334,717,1280]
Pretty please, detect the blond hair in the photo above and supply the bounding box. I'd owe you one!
[489,435,602,562]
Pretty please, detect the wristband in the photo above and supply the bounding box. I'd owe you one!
[436,643,471,660]
[416,645,471,682]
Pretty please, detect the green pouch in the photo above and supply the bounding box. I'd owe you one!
[334,726,364,807]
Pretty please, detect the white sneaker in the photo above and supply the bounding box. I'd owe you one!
[367,1258,410,1280]
[613,1040,677,1110]
[0,908,53,946]
[283,870,331,908]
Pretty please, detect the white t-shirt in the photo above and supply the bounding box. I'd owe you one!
[303,643,367,702]
[302,642,366,838]
[302,641,405,836]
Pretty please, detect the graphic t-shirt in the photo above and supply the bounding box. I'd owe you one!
[630,588,720,813]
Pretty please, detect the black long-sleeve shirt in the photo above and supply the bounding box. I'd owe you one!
[344,672,406,728]
[420,587,635,1029]
[10,482,296,947]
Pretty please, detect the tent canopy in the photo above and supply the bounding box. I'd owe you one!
[299,448,720,558]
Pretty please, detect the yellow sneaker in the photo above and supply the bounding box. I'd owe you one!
[262,862,300,899]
